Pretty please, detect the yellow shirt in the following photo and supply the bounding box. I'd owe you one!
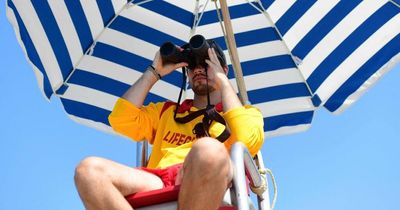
[109,98,264,169]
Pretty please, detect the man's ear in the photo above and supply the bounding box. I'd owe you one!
[223,65,229,75]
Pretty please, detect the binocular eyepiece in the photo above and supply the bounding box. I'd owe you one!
[160,35,225,70]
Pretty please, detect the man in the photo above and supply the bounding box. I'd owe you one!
[74,39,264,210]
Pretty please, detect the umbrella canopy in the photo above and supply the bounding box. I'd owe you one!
[6,0,400,138]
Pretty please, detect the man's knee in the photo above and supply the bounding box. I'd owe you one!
[189,137,230,170]
[74,156,109,185]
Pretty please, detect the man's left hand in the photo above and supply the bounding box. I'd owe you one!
[205,48,229,89]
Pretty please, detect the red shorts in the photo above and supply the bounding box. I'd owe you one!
[139,163,183,187]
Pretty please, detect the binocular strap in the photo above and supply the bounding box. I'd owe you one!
[174,106,230,143]
[173,67,230,142]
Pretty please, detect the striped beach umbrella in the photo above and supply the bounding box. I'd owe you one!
[6,0,400,138]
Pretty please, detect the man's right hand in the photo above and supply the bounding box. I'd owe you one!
[122,49,188,108]
[152,50,188,77]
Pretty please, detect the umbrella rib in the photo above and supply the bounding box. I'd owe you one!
[254,0,315,101]
[131,0,156,7]
[388,0,400,8]
[245,0,264,13]
[191,0,201,36]
[192,0,211,35]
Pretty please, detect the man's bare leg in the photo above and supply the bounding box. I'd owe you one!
[74,156,164,210]
[178,137,233,210]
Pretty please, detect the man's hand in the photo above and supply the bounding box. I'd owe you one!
[152,49,188,77]
[205,48,243,111]
[205,48,229,89]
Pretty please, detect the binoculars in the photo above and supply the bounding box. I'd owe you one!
[160,35,225,70]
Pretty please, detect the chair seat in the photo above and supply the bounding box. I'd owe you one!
[126,185,181,208]
[126,185,236,210]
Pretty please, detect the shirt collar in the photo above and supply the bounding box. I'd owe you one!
[177,99,223,113]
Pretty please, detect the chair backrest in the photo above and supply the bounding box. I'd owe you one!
[137,141,149,167]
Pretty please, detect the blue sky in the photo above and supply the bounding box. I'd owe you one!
[1,5,399,210]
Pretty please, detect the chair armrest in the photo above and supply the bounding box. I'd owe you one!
[231,142,260,210]
[242,146,263,190]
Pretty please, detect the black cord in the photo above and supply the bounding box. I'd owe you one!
[174,67,187,119]
[205,64,211,107]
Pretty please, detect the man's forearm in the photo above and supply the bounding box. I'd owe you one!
[220,77,242,112]
[122,68,158,108]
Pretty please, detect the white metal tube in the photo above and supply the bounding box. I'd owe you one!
[136,141,143,167]
[141,141,149,167]
[243,148,263,188]
[255,152,271,210]
[231,142,250,210]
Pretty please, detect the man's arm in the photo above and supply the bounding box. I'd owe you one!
[222,105,264,156]
[122,68,158,107]
[219,75,242,112]
[205,48,242,112]
[109,51,187,142]
[123,51,188,107]
[206,48,264,156]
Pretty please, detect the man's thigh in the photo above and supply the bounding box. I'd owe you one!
[82,157,164,195]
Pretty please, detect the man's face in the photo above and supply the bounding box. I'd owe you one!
[187,65,216,96]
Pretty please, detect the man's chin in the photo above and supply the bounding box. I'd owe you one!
[193,85,215,96]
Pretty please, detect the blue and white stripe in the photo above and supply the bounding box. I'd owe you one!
[6,0,399,137]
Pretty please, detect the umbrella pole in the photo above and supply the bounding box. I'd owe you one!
[219,0,249,104]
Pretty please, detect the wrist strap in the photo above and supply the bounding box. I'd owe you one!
[148,65,161,80]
